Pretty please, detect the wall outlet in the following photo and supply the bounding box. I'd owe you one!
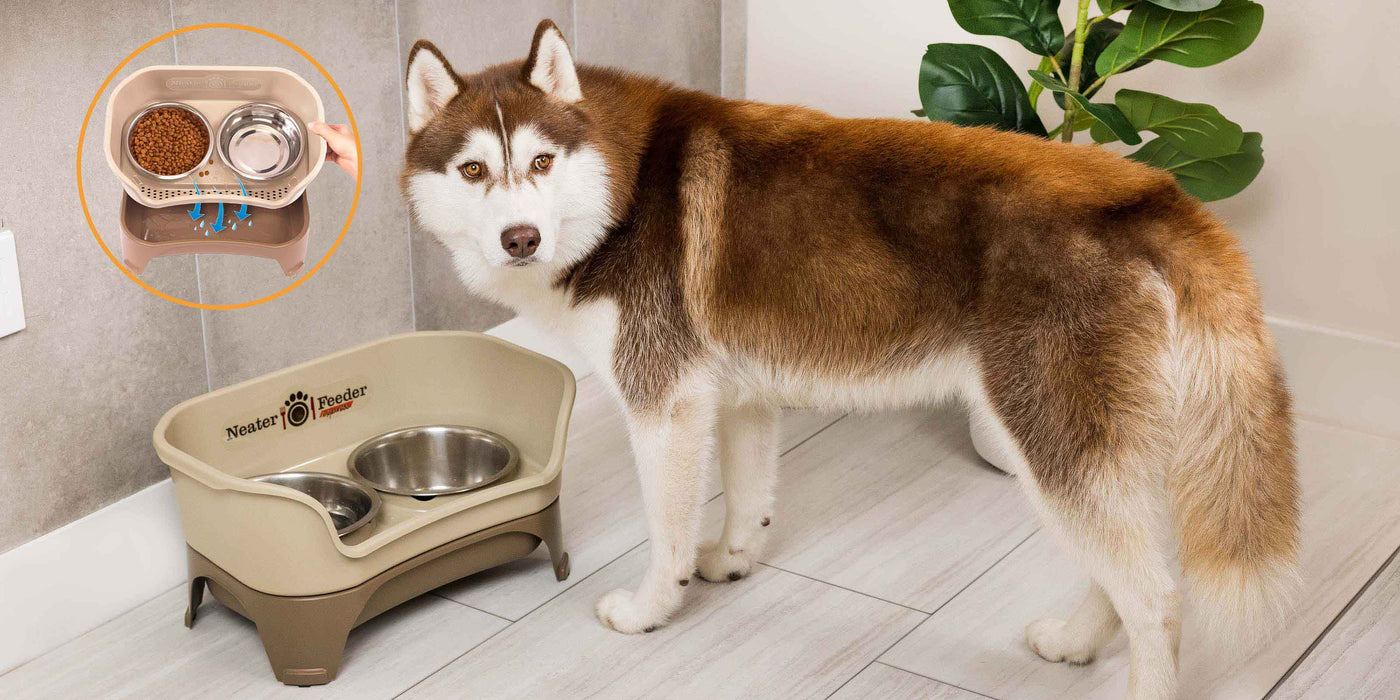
[0,228,26,339]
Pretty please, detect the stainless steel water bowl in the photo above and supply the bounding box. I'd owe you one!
[217,102,304,181]
[123,102,213,181]
[348,426,520,498]
[249,471,381,537]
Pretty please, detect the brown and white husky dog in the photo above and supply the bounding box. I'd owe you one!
[402,20,1299,699]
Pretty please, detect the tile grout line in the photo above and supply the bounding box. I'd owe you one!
[757,561,929,615]
[871,661,1000,700]
[0,583,188,681]
[718,0,725,97]
[1263,539,1400,698]
[425,593,514,624]
[425,534,649,630]
[392,0,417,331]
[394,540,649,698]
[780,414,849,456]
[705,413,846,509]
[1293,412,1400,444]
[168,0,213,392]
[825,528,1041,700]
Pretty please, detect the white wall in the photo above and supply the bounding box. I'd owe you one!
[746,0,1400,345]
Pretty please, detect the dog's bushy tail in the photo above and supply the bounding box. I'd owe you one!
[1166,221,1301,651]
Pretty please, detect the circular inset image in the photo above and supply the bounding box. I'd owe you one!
[77,23,361,310]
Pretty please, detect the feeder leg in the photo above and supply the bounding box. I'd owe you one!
[123,253,150,275]
[250,599,361,687]
[184,577,206,628]
[279,259,304,277]
[540,501,570,581]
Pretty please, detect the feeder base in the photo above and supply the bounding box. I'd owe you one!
[184,498,568,686]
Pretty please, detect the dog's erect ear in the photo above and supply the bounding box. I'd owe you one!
[522,20,582,104]
[406,40,462,132]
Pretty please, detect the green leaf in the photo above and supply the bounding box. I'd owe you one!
[1097,0,1138,13]
[1052,19,1146,108]
[912,108,927,117]
[1096,0,1263,76]
[1146,0,1222,9]
[920,44,1047,136]
[1028,56,1054,109]
[1129,131,1263,201]
[948,0,1064,56]
[1090,89,1243,155]
[1071,107,1098,131]
[1028,70,1141,144]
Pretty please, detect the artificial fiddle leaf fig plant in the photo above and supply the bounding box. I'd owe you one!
[917,0,1266,201]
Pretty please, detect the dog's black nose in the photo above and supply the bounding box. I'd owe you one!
[501,225,541,259]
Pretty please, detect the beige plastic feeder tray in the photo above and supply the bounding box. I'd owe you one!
[104,65,326,210]
[119,193,310,276]
[154,332,576,686]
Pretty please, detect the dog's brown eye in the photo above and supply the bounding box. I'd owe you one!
[533,154,554,172]
[460,161,484,179]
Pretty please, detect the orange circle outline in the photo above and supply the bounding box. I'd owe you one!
[78,23,361,310]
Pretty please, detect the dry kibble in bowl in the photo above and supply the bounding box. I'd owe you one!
[128,106,210,177]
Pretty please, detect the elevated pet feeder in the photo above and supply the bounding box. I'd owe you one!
[154,332,576,686]
[103,65,327,276]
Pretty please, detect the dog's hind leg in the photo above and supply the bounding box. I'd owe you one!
[1022,472,1181,700]
[595,386,717,634]
[1027,583,1121,665]
[697,402,780,582]
[977,263,1181,698]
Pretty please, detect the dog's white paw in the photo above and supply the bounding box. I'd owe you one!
[1026,618,1096,665]
[595,588,662,634]
[696,540,756,582]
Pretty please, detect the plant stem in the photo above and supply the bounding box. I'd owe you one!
[1084,71,1114,97]
[1061,0,1093,143]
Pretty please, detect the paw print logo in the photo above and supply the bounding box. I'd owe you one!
[284,391,312,427]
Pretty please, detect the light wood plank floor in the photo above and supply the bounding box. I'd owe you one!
[2,376,1397,699]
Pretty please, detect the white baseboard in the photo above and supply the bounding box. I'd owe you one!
[0,315,1389,674]
[484,316,594,381]
[1267,316,1400,440]
[0,480,185,674]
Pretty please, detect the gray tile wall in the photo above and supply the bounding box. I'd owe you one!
[0,3,209,553]
[0,0,730,554]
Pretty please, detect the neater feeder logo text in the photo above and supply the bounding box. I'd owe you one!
[223,384,369,441]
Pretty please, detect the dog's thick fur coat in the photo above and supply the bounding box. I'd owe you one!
[401,21,1299,699]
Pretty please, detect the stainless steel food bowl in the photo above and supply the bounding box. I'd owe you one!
[122,102,213,181]
[217,102,304,181]
[348,426,520,498]
[249,472,381,536]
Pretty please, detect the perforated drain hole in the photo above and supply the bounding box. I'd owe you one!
[138,184,289,202]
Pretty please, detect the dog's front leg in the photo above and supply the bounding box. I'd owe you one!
[595,390,716,633]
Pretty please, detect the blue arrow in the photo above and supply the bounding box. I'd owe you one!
[234,176,251,220]
[211,202,227,233]
[188,177,204,220]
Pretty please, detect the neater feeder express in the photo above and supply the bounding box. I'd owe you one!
[103,65,327,276]
[154,332,575,686]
